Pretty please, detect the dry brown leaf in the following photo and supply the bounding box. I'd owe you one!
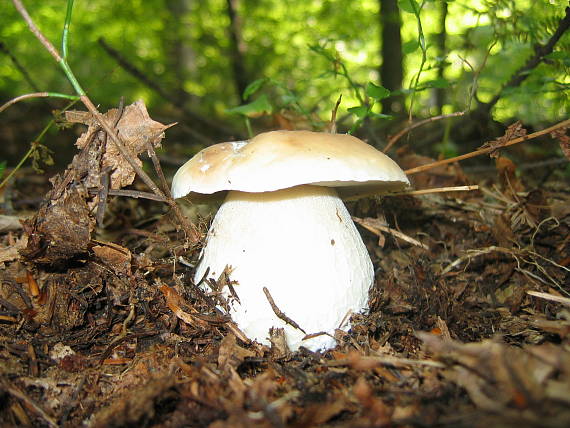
[69,100,168,189]
[419,334,567,412]
[550,126,570,161]
[217,333,255,370]
[92,242,132,276]
[480,121,527,158]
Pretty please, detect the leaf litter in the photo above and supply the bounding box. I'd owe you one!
[0,104,569,427]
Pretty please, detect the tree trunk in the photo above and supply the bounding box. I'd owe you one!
[164,0,196,106]
[379,0,405,116]
[226,0,249,103]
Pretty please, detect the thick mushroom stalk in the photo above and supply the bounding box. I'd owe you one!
[195,185,373,351]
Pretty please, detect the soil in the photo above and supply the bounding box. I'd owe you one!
[1,107,569,427]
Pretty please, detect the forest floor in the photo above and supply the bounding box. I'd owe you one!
[1,109,569,427]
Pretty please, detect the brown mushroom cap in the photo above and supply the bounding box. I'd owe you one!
[172,130,409,200]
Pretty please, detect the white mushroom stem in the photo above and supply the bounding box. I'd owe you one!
[194,185,374,351]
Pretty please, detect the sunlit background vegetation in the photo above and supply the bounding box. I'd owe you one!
[1,0,569,162]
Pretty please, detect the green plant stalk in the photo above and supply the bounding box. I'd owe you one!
[62,0,74,60]
[271,79,321,129]
[407,0,427,117]
[0,100,77,189]
[244,117,253,138]
[59,54,85,96]
[338,62,365,105]
[46,92,79,100]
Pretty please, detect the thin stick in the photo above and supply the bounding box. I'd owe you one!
[327,355,445,369]
[353,217,428,250]
[343,185,479,202]
[329,94,342,134]
[391,185,479,196]
[527,291,570,307]
[89,188,166,202]
[263,287,306,334]
[405,118,570,176]
[383,111,465,153]
[144,132,174,196]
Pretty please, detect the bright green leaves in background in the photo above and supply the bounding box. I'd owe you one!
[1,0,568,133]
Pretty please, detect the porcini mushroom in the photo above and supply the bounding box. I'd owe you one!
[172,130,409,351]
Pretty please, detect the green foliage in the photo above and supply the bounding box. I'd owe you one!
[0,0,568,134]
[0,161,6,179]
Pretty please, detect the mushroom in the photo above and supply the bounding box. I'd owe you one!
[172,130,409,351]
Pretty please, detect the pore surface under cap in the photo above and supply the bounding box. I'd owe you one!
[171,130,409,199]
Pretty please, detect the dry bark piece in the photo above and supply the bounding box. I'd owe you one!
[21,186,94,265]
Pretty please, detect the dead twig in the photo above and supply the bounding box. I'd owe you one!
[343,185,479,202]
[88,188,166,202]
[383,111,465,153]
[328,94,342,134]
[262,286,306,334]
[389,185,479,197]
[405,118,570,176]
[353,216,429,250]
[144,133,173,197]
[327,354,446,369]
[527,291,570,307]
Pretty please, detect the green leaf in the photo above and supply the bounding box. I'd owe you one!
[368,112,393,120]
[243,78,267,100]
[226,94,273,118]
[544,51,569,60]
[398,0,419,14]
[347,105,369,118]
[425,78,450,89]
[365,82,390,100]
[403,40,419,54]
[0,161,6,179]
